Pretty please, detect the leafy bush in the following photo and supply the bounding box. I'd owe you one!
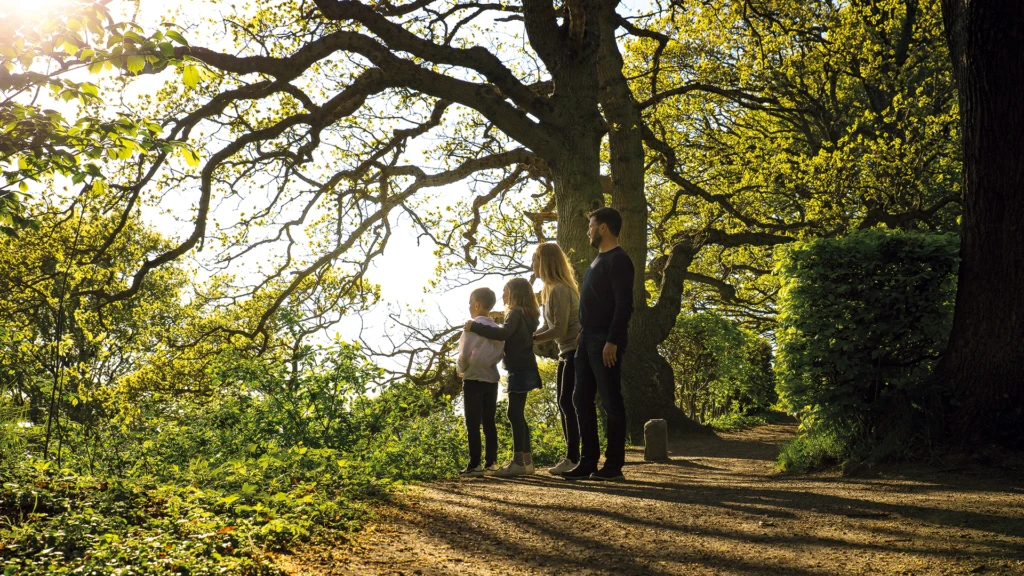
[0,403,26,467]
[349,380,467,481]
[706,410,786,433]
[0,344,473,575]
[0,446,372,575]
[775,229,959,469]
[776,430,848,473]
[660,312,776,424]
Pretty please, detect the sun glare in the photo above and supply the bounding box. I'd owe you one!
[0,0,61,20]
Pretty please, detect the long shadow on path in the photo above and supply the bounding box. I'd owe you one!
[336,423,1024,576]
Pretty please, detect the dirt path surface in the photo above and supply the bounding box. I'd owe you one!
[280,424,1024,575]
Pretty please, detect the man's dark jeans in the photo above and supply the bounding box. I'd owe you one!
[463,380,498,467]
[573,331,626,472]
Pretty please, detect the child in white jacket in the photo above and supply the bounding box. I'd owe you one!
[456,287,504,477]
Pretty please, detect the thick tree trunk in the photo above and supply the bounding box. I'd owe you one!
[938,0,1024,445]
[551,140,603,274]
[545,0,604,275]
[621,322,707,439]
[597,0,706,439]
[527,0,706,441]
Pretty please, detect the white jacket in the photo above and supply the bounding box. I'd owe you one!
[457,315,504,383]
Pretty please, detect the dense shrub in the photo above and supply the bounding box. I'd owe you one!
[0,341,575,574]
[660,312,776,425]
[0,343,474,575]
[775,229,959,470]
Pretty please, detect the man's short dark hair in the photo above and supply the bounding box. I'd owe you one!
[470,287,496,311]
[588,207,623,237]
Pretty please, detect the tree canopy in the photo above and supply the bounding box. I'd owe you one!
[0,0,968,436]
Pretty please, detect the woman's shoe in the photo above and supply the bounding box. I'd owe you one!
[459,464,485,478]
[522,452,535,474]
[490,460,528,477]
[547,457,577,475]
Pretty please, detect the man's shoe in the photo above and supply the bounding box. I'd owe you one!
[560,464,598,480]
[459,464,485,478]
[484,462,499,474]
[490,460,528,477]
[548,457,577,475]
[589,467,624,482]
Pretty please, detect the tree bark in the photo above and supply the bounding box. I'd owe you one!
[550,132,603,275]
[938,0,1024,445]
[597,0,707,439]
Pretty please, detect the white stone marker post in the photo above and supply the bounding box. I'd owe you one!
[644,419,670,461]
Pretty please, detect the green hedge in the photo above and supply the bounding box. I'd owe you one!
[660,312,776,425]
[775,229,958,469]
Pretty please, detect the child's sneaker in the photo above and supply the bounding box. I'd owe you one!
[490,460,528,477]
[459,464,485,478]
[547,457,577,475]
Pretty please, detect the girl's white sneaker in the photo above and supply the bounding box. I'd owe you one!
[490,461,529,477]
[459,464,485,478]
[547,457,577,475]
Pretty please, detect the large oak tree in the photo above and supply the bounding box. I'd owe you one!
[2,0,965,439]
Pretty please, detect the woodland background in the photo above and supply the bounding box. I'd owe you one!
[1,0,1021,573]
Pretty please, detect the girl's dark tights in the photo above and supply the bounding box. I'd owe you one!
[507,391,531,454]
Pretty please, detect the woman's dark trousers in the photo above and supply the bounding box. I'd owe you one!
[557,352,580,463]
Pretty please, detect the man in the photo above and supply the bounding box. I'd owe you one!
[562,207,634,481]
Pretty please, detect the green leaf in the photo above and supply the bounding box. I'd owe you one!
[182,65,199,88]
[125,55,145,74]
[165,30,189,47]
[182,148,200,167]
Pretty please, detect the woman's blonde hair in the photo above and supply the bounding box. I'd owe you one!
[504,277,540,322]
[533,243,579,304]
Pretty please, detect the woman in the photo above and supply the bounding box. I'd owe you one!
[531,243,582,475]
[465,277,542,476]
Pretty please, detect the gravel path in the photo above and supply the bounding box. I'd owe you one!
[280,423,1024,575]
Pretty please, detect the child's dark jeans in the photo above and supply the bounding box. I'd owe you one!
[463,379,498,467]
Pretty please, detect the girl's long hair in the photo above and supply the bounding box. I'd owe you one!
[504,277,540,322]
[534,243,579,304]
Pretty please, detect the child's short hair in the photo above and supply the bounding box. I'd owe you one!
[470,287,496,311]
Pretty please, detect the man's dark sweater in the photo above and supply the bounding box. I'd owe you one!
[579,246,635,346]
[469,308,540,372]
